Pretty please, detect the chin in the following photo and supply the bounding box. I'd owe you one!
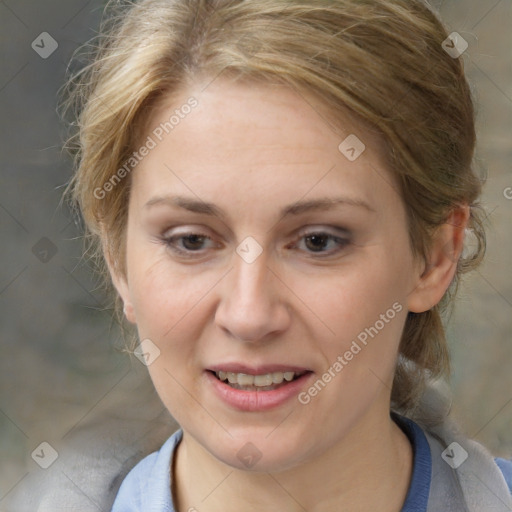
[202,427,309,473]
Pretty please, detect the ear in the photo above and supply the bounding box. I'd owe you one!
[407,205,470,313]
[101,232,137,324]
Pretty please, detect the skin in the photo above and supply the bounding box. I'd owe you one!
[108,77,468,511]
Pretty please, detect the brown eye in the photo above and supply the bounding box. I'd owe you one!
[162,232,215,256]
[304,234,331,252]
[178,234,208,251]
[293,230,351,256]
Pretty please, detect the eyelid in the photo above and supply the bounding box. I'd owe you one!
[296,225,351,237]
[161,231,217,254]
[161,225,350,242]
[161,225,212,238]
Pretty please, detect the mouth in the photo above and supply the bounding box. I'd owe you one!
[205,365,314,411]
[209,369,309,391]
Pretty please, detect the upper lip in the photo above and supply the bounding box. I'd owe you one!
[207,363,311,375]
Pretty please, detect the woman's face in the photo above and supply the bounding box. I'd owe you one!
[114,78,426,471]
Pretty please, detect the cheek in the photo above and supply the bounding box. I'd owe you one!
[128,248,205,337]
[127,258,208,415]
[301,253,411,395]
[298,267,408,417]
[315,257,409,338]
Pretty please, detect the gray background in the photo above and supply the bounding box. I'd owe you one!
[0,0,511,505]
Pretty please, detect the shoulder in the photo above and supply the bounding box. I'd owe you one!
[2,405,177,512]
[1,426,151,512]
[421,414,512,497]
[420,419,512,508]
[111,429,183,511]
[404,384,512,508]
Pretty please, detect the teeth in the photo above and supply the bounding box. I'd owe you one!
[272,372,284,384]
[238,374,255,386]
[254,374,273,386]
[215,370,304,387]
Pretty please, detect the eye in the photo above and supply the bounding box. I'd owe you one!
[291,230,351,257]
[160,227,351,259]
[162,232,216,256]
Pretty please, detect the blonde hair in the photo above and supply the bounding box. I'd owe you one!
[63,0,486,415]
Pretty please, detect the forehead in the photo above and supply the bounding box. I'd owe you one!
[130,78,399,217]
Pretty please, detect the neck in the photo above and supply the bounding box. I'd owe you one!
[173,409,413,512]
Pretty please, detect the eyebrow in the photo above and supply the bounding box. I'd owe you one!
[144,194,375,220]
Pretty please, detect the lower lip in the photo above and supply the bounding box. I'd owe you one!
[205,371,313,412]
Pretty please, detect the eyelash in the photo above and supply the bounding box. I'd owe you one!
[160,229,351,258]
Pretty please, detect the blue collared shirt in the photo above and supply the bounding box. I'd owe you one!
[111,416,512,511]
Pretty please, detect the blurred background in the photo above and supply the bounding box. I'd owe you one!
[0,0,511,508]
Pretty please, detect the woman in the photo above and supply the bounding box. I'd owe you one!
[61,0,512,510]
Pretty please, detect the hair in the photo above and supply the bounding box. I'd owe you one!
[62,0,486,417]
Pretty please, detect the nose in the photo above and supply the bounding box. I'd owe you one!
[214,250,291,343]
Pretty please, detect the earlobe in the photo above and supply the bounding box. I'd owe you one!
[108,263,137,324]
[122,297,136,324]
[407,205,470,313]
[113,274,136,324]
[101,233,137,324]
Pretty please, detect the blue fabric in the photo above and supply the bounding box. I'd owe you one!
[495,457,512,494]
[110,417,512,511]
[111,429,182,511]
[393,414,431,512]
